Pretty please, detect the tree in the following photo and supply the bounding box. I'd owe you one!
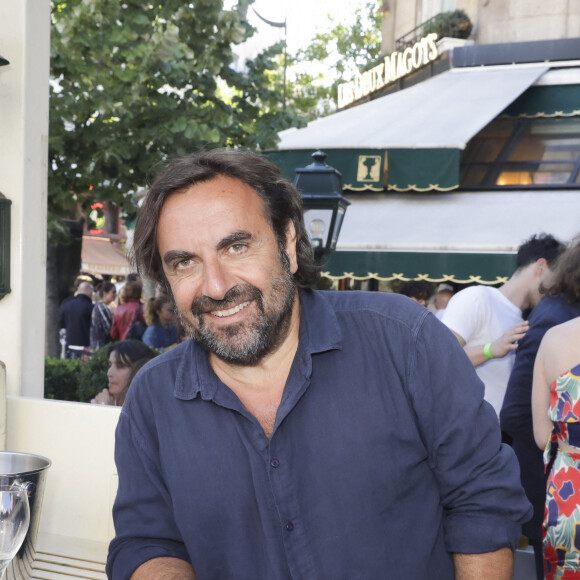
[288,0,382,118]
[46,0,301,355]
[49,0,300,237]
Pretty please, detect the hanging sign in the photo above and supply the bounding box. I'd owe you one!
[337,33,439,109]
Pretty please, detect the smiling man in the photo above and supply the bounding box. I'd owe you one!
[107,149,531,580]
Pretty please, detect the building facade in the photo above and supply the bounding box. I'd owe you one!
[381,0,580,54]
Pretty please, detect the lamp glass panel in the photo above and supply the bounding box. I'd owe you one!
[303,208,334,250]
[330,206,347,250]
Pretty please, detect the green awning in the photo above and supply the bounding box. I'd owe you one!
[265,148,459,192]
[321,250,516,285]
[503,85,580,118]
[387,149,459,191]
[265,149,386,192]
[270,65,547,193]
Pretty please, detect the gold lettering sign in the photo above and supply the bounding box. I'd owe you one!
[337,33,438,109]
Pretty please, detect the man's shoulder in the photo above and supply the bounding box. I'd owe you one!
[312,289,428,327]
[128,340,192,395]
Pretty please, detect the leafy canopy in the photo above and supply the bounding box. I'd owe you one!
[49,0,300,239]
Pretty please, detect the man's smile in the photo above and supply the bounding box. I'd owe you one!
[210,300,251,318]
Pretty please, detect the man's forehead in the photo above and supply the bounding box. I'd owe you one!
[156,176,275,247]
[161,177,266,220]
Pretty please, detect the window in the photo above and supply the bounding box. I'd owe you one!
[460,117,580,188]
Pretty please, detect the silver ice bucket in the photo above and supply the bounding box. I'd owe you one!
[0,451,51,566]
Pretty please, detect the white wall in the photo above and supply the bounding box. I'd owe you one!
[6,396,120,549]
[0,1,50,398]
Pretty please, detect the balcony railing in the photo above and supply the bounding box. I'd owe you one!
[395,15,438,51]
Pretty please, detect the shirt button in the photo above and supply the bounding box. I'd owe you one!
[270,457,280,468]
[285,522,294,532]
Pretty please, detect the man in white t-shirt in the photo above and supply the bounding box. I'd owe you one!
[441,234,565,417]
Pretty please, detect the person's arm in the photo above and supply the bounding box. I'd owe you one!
[107,402,192,579]
[130,557,196,579]
[453,548,513,580]
[452,321,529,367]
[531,336,553,450]
[408,312,531,559]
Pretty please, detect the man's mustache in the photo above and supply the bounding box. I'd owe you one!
[189,285,261,316]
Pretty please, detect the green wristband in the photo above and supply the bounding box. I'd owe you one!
[483,342,494,360]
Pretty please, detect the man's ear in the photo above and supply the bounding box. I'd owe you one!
[285,220,298,274]
[535,257,548,275]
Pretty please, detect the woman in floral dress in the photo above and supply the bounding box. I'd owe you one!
[533,316,580,579]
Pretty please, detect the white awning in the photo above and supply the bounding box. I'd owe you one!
[336,189,580,252]
[81,236,132,276]
[278,65,549,151]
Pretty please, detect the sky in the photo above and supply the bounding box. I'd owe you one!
[229,0,373,66]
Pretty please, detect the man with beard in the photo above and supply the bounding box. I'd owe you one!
[107,149,531,580]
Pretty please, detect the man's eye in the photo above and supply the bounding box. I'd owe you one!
[229,244,247,254]
[175,258,193,270]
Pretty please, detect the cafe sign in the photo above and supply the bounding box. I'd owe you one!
[337,33,438,109]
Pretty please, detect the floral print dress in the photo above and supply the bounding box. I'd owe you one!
[544,363,580,579]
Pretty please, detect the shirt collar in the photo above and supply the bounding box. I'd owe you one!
[173,289,342,401]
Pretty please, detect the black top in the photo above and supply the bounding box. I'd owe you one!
[59,294,94,347]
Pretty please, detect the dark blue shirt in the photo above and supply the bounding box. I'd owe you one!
[107,290,531,580]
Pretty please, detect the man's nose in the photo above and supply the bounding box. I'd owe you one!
[201,259,232,301]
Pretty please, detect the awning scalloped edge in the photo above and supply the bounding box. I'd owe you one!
[343,183,384,192]
[503,110,580,119]
[386,183,459,192]
[320,271,509,285]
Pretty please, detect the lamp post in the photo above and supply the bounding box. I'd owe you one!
[0,56,10,298]
[0,193,11,299]
[294,150,350,261]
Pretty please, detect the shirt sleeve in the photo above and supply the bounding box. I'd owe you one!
[107,399,191,579]
[440,287,484,343]
[408,312,532,554]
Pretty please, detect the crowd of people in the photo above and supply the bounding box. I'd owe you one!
[58,273,183,407]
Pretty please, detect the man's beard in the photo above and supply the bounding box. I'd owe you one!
[177,253,297,366]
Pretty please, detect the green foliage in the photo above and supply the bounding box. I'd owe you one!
[423,9,473,40]
[44,357,82,401]
[49,0,301,241]
[290,0,382,116]
[77,345,112,402]
[44,346,108,403]
[44,343,161,402]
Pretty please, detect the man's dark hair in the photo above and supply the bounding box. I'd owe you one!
[515,233,564,270]
[126,272,141,283]
[399,280,434,302]
[133,148,320,289]
[544,237,580,304]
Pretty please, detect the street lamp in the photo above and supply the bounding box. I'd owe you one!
[294,150,350,260]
